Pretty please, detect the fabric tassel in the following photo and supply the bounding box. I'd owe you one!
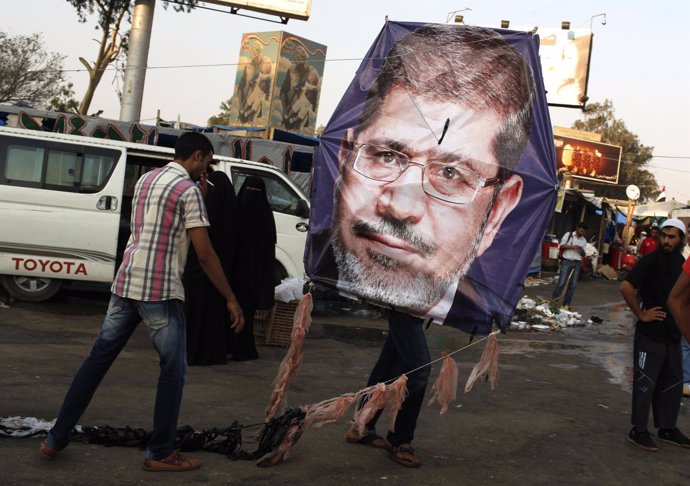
[256,406,308,467]
[385,375,408,432]
[304,395,355,430]
[464,333,500,392]
[264,293,314,421]
[427,352,459,414]
[352,383,388,435]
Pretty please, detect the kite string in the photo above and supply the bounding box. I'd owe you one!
[370,329,500,390]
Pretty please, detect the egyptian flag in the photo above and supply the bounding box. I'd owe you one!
[657,186,666,202]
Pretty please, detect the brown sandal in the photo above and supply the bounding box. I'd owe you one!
[388,443,421,467]
[345,427,388,449]
[40,441,58,460]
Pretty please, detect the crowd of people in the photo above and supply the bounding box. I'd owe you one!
[34,21,690,474]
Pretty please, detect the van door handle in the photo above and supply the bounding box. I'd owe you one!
[296,222,309,232]
[97,195,119,211]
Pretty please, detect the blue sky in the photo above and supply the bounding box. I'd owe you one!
[3,0,689,202]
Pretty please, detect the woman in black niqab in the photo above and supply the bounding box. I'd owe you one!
[229,176,277,361]
[184,170,239,365]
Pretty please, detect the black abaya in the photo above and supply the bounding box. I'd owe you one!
[229,176,277,361]
[184,170,239,365]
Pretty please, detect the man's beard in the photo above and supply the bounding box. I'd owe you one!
[331,208,491,315]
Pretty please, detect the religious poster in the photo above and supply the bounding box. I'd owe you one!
[305,22,557,337]
[229,32,281,128]
[270,33,327,137]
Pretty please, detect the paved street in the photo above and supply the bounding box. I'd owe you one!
[1,276,690,485]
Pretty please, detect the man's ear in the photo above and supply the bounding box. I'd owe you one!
[476,173,523,257]
[338,128,355,169]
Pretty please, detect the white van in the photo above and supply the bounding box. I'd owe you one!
[0,126,310,301]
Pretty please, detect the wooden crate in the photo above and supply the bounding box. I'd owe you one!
[253,308,273,345]
[253,302,298,348]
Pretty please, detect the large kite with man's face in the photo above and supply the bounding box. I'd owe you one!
[305,22,557,336]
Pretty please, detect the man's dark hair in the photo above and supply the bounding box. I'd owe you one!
[174,132,214,160]
[357,24,535,170]
[576,222,588,230]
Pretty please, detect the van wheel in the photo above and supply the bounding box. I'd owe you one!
[273,262,289,287]
[1,275,62,302]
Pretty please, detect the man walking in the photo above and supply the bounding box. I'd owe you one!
[621,218,690,451]
[333,23,536,468]
[41,132,244,471]
[552,222,588,309]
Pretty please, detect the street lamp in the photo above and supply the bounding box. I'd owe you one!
[590,13,607,29]
[446,7,471,24]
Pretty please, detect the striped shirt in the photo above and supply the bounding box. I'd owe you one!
[112,162,209,301]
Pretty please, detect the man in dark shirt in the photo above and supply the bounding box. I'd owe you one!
[620,218,690,451]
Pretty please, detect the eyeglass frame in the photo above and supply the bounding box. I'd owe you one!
[348,143,506,205]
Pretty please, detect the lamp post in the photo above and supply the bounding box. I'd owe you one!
[590,13,607,30]
[446,7,471,24]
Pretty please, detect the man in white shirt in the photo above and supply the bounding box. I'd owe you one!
[552,222,588,308]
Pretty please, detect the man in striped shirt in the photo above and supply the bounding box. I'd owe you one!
[41,132,244,472]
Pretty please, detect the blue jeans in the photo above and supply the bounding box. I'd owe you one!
[552,259,581,306]
[682,337,690,385]
[46,295,187,460]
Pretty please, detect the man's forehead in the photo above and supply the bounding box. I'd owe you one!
[356,90,503,169]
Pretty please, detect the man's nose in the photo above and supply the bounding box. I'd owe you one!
[375,164,426,223]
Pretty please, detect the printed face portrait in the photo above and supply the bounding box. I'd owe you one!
[331,87,523,314]
[307,22,556,334]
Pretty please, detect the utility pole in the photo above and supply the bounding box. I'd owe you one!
[120,0,156,123]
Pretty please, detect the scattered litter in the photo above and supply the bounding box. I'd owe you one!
[598,404,609,409]
[512,296,590,332]
[597,264,618,281]
[524,275,558,287]
[274,277,305,303]
[0,301,9,309]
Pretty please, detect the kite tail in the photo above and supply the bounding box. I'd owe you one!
[386,375,408,432]
[464,333,500,392]
[427,352,459,414]
[256,406,308,467]
[304,395,355,430]
[265,294,314,421]
[352,383,388,435]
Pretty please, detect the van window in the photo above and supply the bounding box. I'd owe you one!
[231,167,303,216]
[0,135,118,192]
[5,144,44,183]
[45,150,78,187]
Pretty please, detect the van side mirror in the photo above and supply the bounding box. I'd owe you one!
[296,199,310,219]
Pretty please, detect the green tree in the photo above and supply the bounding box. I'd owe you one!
[207,97,233,126]
[0,32,78,110]
[571,99,658,201]
[67,0,197,115]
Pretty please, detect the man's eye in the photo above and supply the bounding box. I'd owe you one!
[375,151,399,165]
[436,165,467,181]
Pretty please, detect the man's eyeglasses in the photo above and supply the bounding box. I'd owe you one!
[351,144,503,205]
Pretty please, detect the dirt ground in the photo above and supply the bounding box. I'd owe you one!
[1,277,690,485]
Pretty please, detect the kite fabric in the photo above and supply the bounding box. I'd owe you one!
[305,21,557,336]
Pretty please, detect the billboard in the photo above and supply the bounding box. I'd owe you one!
[230,32,281,128]
[270,33,326,137]
[229,31,326,137]
[554,134,622,184]
[539,28,593,107]
[201,1,312,21]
